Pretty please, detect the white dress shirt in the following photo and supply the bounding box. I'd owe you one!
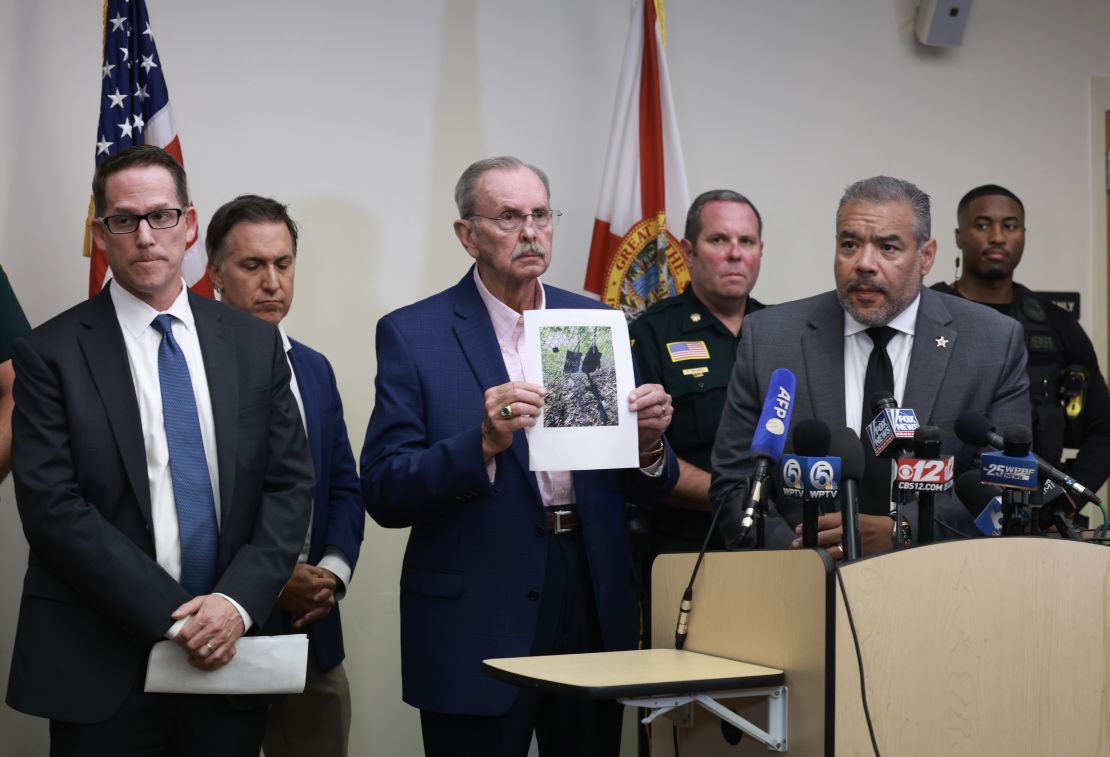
[110,281,251,636]
[843,294,921,435]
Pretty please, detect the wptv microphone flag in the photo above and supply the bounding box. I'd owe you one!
[584,0,690,318]
[83,0,213,299]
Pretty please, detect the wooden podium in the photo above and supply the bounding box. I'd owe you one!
[650,538,1110,755]
[486,538,1110,755]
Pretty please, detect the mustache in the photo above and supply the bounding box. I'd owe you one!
[512,243,547,260]
[845,275,888,295]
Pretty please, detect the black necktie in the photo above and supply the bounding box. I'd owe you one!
[860,326,897,515]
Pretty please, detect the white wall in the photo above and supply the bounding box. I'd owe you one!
[2,1,1108,753]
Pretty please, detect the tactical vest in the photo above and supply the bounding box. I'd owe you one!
[1009,285,1068,465]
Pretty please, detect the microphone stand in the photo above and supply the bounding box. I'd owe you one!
[841,479,862,561]
[751,465,770,550]
[1001,490,1028,536]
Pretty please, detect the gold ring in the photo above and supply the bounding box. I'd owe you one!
[500,404,513,418]
[205,642,215,653]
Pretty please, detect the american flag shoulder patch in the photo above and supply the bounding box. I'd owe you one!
[666,341,710,362]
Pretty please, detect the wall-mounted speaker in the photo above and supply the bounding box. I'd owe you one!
[915,0,972,47]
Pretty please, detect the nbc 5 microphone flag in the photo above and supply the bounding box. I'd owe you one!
[84,0,213,299]
[584,0,690,318]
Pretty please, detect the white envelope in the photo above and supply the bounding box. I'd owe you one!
[144,634,308,695]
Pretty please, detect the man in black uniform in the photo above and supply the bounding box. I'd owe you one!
[932,184,1110,494]
[630,189,765,555]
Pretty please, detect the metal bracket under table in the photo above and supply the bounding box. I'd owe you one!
[620,685,789,752]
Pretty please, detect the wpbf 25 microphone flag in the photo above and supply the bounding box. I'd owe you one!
[84,0,213,299]
[584,0,690,318]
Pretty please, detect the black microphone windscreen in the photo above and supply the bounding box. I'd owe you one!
[870,390,897,416]
[1002,425,1032,457]
[828,427,866,482]
[954,469,1000,517]
[913,425,942,458]
[955,411,994,447]
[792,418,831,456]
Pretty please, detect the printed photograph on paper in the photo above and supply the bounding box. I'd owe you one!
[538,325,618,428]
[523,308,639,471]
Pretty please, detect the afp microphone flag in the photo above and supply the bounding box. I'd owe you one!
[84,0,213,299]
[584,0,690,318]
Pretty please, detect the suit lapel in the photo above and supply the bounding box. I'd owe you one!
[191,294,239,532]
[77,289,154,530]
[800,293,847,429]
[904,289,956,425]
[451,271,541,503]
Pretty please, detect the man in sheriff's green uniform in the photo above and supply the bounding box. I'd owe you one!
[630,189,766,559]
[931,184,1110,495]
[0,264,30,482]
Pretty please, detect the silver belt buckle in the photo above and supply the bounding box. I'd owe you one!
[552,509,573,534]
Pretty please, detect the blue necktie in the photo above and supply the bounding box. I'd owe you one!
[152,314,218,596]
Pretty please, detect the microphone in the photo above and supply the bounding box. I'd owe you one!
[979,425,1038,490]
[733,368,797,542]
[783,419,836,548]
[955,411,1103,507]
[954,469,1003,536]
[1036,478,1083,540]
[979,425,1038,535]
[893,426,953,545]
[865,390,920,459]
[828,427,865,561]
[678,368,795,649]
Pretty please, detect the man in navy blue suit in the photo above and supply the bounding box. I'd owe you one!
[206,195,365,757]
[361,156,678,757]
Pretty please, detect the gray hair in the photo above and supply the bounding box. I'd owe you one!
[685,189,763,242]
[837,176,931,248]
[454,156,551,218]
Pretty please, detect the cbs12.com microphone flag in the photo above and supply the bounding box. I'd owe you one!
[584,0,690,318]
[84,0,213,299]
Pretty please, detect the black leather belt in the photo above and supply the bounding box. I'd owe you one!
[544,508,580,534]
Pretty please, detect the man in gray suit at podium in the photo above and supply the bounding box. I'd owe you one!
[711,176,1031,555]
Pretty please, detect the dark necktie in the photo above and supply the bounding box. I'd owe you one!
[860,326,897,515]
[152,314,218,596]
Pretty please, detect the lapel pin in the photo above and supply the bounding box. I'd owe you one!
[690,313,701,323]
[935,336,949,348]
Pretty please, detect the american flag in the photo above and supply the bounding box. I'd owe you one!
[84,0,212,299]
[666,341,709,362]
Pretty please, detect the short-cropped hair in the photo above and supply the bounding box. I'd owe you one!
[92,144,189,217]
[684,189,763,243]
[455,156,551,218]
[205,194,299,268]
[837,176,931,248]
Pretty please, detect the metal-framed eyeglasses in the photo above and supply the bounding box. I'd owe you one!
[467,209,562,232]
[98,208,186,235]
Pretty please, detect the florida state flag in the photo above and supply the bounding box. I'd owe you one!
[584,0,689,318]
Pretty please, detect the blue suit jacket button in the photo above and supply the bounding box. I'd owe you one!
[527,590,540,601]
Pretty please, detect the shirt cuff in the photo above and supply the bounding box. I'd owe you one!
[164,617,188,640]
[640,454,666,478]
[216,593,253,633]
[316,548,353,600]
[162,594,253,639]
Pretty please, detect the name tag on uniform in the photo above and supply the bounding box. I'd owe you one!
[682,366,709,377]
[666,341,709,362]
